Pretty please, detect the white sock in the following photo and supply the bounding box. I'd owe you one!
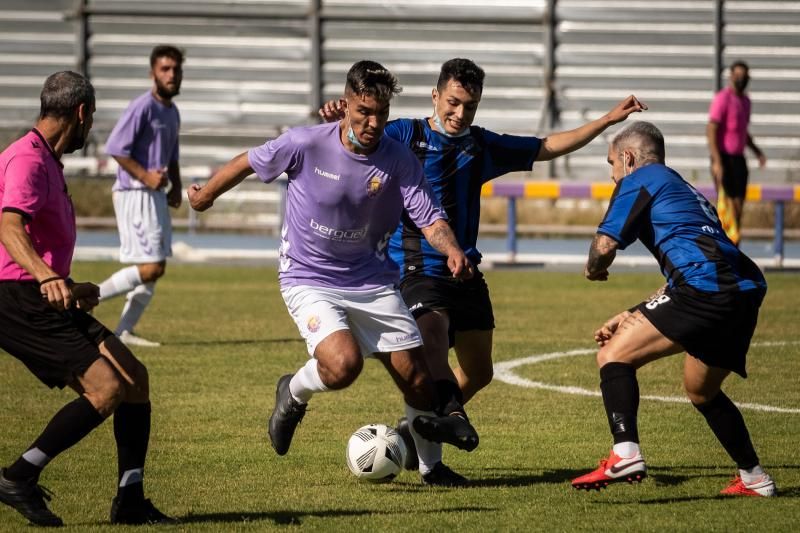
[613,441,641,459]
[115,282,155,335]
[99,266,142,300]
[740,465,766,484]
[405,403,442,476]
[289,358,328,404]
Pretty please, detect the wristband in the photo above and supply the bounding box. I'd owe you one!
[38,276,63,286]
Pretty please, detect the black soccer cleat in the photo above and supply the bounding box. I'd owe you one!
[412,413,479,452]
[0,468,63,527]
[110,496,176,525]
[422,462,469,487]
[395,417,419,471]
[268,374,307,456]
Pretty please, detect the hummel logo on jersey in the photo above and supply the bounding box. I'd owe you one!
[314,167,340,181]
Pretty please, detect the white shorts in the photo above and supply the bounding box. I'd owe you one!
[113,189,172,263]
[281,284,423,358]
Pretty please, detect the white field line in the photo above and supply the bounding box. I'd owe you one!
[494,342,800,414]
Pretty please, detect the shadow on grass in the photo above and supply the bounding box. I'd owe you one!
[176,505,494,525]
[384,468,586,489]
[165,338,302,347]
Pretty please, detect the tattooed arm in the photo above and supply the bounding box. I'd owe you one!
[585,233,619,281]
[421,219,474,279]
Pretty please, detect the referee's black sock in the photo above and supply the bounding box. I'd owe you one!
[113,402,151,503]
[5,395,105,482]
[600,362,640,444]
[693,391,759,469]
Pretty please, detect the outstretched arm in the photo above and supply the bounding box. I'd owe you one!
[420,219,474,280]
[585,233,619,281]
[537,95,647,161]
[187,151,253,211]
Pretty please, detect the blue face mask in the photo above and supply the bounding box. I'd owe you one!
[432,104,469,138]
[347,126,369,150]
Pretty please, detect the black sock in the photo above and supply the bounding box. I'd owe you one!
[693,391,759,469]
[434,379,465,417]
[599,363,640,444]
[5,395,105,482]
[113,402,151,503]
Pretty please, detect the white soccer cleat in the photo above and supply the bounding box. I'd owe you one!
[118,330,161,347]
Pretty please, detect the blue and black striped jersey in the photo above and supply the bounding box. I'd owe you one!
[385,118,541,278]
[598,164,766,293]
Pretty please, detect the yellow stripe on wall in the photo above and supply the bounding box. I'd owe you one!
[746,184,760,202]
[795,186,800,202]
[481,183,493,197]
[524,182,560,199]
[591,183,615,200]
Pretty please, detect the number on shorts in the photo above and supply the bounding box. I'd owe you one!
[645,294,671,310]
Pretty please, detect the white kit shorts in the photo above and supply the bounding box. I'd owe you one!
[113,189,172,263]
[281,284,423,357]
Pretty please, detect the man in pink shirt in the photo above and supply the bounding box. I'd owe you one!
[707,60,767,244]
[0,71,171,527]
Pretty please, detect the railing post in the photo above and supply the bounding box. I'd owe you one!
[309,0,323,123]
[507,197,518,262]
[713,0,724,92]
[774,201,785,268]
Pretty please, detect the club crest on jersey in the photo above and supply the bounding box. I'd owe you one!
[307,315,321,333]
[366,173,386,198]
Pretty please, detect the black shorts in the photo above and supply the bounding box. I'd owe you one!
[720,152,749,199]
[0,282,113,388]
[399,270,495,348]
[634,284,765,378]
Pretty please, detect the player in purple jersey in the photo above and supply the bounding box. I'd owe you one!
[321,58,646,485]
[97,45,185,347]
[0,71,172,527]
[571,121,775,497]
[188,61,481,463]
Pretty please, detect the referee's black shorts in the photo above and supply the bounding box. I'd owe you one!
[633,284,765,378]
[0,281,114,388]
[399,270,495,348]
[720,152,749,199]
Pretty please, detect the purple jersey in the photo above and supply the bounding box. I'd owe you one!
[105,91,180,191]
[248,122,445,290]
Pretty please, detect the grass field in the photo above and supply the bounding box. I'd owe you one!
[1,263,798,532]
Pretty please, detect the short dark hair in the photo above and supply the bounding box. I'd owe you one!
[612,121,666,166]
[344,60,401,101]
[730,60,749,72]
[39,71,95,119]
[150,44,185,68]
[437,58,485,95]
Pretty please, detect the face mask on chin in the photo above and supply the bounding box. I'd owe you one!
[733,78,749,92]
[432,103,469,138]
[347,126,369,150]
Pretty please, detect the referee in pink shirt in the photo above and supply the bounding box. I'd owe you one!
[707,60,767,244]
[0,71,172,527]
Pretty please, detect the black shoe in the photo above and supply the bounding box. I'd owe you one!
[0,468,63,527]
[268,374,307,455]
[110,496,176,525]
[422,462,469,487]
[395,417,419,471]
[412,413,479,452]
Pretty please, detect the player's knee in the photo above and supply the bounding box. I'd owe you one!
[467,365,493,391]
[139,262,166,282]
[683,380,720,406]
[319,351,363,390]
[125,360,150,402]
[87,375,125,417]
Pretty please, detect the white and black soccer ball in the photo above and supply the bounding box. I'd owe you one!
[346,423,407,483]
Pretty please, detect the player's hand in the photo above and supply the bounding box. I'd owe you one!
[141,169,169,190]
[40,277,72,311]
[187,183,213,211]
[757,152,767,169]
[71,282,100,311]
[318,99,346,122]
[593,310,631,346]
[167,183,182,208]
[447,252,474,280]
[585,266,609,281]
[605,95,647,126]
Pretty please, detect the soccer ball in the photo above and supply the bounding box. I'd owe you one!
[346,423,407,483]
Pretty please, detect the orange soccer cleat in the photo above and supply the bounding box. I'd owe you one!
[572,450,647,491]
[720,475,777,497]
